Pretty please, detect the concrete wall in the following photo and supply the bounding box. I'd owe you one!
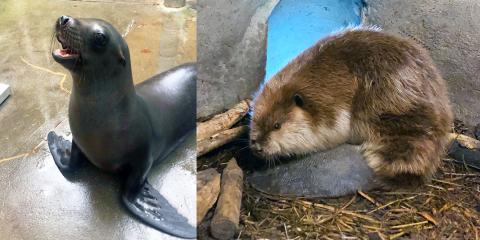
[197,0,278,118]
[365,0,480,125]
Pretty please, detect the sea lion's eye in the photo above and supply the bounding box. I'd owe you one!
[274,122,281,130]
[294,94,304,107]
[94,32,107,46]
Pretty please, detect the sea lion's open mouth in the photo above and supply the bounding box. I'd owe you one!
[52,16,83,65]
[53,35,80,61]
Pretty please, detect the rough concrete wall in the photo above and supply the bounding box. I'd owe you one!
[365,0,480,125]
[197,0,279,118]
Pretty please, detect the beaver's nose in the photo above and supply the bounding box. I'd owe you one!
[250,141,263,153]
[59,16,71,26]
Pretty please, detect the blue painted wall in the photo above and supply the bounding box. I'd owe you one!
[264,0,364,82]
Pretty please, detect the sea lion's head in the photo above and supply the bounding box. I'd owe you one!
[52,16,129,74]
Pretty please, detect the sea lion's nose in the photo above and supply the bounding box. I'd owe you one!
[59,16,71,26]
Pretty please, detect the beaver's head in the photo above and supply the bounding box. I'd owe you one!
[249,74,353,160]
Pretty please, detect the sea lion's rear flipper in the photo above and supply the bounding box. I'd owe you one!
[47,131,86,173]
[122,181,196,239]
[448,140,480,170]
[248,144,378,198]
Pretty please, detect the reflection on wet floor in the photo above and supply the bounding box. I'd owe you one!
[0,0,196,239]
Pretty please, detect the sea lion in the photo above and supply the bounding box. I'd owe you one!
[249,27,453,189]
[47,16,196,238]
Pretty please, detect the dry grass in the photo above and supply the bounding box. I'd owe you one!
[240,161,479,239]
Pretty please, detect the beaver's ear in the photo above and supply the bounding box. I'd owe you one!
[118,47,126,66]
[293,94,304,107]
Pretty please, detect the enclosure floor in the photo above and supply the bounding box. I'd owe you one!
[0,0,196,239]
[198,141,480,239]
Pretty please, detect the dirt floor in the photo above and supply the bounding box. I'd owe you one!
[0,0,196,239]
[198,119,480,239]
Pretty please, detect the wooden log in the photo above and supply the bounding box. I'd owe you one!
[448,133,480,149]
[197,168,221,225]
[197,126,248,157]
[210,159,244,240]
[197,100,250,141]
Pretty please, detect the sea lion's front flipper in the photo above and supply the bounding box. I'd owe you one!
[122,181,196,239]
[47,131,86,173]
[248,144,378,198]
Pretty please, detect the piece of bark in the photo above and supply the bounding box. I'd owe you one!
[448,133,480,149]
[197,100,250,141]
[197,168,221,225]
[210,159,244,240]
[197,126,248,157]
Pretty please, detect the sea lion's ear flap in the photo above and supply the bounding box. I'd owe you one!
[293,94,304,107]
[118,47,127,66]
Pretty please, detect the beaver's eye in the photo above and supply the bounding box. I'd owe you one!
[94,32,107,46]
[274,122,281,130]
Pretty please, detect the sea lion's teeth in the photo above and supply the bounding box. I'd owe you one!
[60,49,71,57]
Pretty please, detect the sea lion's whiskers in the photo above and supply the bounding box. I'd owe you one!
[71,32,82,41]
[61,27,67,40]
[68,34,80,46]
[63,27,71,42]
[64,32,71,47]
[70,26,80,33]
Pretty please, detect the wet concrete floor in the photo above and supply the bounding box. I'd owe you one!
[0,0,196,239]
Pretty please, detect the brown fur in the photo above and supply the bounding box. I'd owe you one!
[250,28,453,187]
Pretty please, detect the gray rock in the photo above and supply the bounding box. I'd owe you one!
[248,144,377,198]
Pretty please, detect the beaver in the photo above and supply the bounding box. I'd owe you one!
[249,27,453,187]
